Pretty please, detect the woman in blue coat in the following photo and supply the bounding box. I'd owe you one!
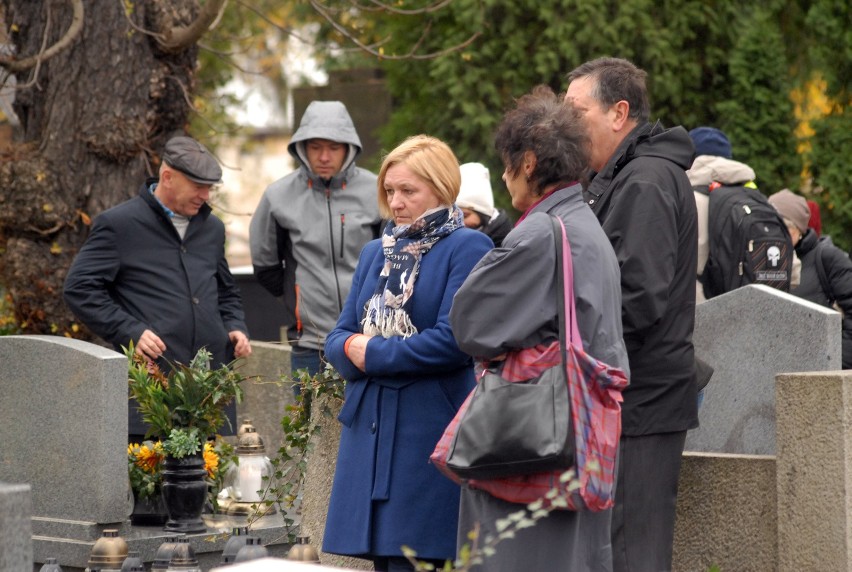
[323,135,493,571]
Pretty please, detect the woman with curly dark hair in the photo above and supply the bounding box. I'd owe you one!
[449,86,630,571]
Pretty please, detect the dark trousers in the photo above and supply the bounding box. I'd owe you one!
[611,431,687,572]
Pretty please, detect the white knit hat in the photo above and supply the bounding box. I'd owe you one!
[457,162,497,218]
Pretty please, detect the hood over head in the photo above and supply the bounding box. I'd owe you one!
[289,101,363,179]
[618,122,695,172]
[687,155,756,187]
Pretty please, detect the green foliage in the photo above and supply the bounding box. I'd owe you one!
[371,0,846,229]
[802,0,851,99]
[207,439,236,514]
[715,7,801,195]
[163,427,203,458]
[244,362,345,536]
[127,440,165,500]
[807,109,852,252]
[125,344,246,457]
[0,289,19,336]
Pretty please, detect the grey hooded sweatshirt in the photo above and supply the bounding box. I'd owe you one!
[250,101,381,349]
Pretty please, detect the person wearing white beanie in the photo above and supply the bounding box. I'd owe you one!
[457,162,513,247]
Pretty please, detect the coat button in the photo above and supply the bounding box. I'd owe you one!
[192,297,199,304]
[181,246,187,253]
[370,422,377,434]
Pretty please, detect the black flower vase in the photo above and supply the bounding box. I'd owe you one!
[130,490,168,526]
[162,452,208,533]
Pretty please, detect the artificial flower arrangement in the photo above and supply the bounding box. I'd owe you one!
[125,343,244,506]
[128,439,235,506]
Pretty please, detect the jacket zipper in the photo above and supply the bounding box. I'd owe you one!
[339,214,346,258]
[325,186,344,312]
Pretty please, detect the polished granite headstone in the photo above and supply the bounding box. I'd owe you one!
[687,285,842,455]
[0,336,128,522]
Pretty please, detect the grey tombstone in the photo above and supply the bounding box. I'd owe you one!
[686,285,842,455]
[0,482,33,571]
[0,336,295,571]
[0,336,128,522]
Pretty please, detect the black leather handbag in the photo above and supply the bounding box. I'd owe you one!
[445,215,574,480]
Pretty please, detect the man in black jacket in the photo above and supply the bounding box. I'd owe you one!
[64,136,251,439]
[565,58,698,572]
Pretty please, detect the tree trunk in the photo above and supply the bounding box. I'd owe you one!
[1,0,199,336]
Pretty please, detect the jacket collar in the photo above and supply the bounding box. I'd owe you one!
[299,160,356,192]
[139,178,212,224]
[584,123,652,204]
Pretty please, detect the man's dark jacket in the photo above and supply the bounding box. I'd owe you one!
[792,230,852,369]
[583,122,699,436]
[64,181,247,434]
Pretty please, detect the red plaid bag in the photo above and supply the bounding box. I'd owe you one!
[431,217,628,511]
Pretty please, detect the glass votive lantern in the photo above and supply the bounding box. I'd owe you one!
[222,423,274,506]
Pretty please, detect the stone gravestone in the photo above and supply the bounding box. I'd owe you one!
[0,482,33,571]
[0,336,129,523]
[237,341,296,459]
[686,285,842,455]
[0,336,294,571]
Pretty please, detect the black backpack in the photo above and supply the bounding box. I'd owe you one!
[699,184,794,299]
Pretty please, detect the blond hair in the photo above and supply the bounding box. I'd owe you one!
[377,135,460,219]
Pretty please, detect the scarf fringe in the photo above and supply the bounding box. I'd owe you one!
[362,294,419,339]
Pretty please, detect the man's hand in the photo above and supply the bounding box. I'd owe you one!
[229,330,252,358]
[136,329,166,362]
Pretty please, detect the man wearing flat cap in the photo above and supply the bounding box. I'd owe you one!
[64,135,251,440]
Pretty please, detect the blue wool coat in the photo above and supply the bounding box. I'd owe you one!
[323,227,492,561]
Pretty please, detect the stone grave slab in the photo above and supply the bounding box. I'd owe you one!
[0,336,129,523]
[686,285,842,455]
[0,482,33,571]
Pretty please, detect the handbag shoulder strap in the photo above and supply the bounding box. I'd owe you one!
[548,215,582,353]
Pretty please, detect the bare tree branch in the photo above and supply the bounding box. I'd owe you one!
[118,0,166,41]
[165,74,243,138]
[233,0,313,44]
[0,0,85,72]
[345,0,454,15]
[155,0,229,53]
[198,42,265,75]
[9,1,53,91]
[309,0,480,60]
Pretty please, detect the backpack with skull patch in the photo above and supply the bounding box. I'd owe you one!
[698,183,794,299]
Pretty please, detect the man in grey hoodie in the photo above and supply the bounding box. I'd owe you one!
[250,101,381,377]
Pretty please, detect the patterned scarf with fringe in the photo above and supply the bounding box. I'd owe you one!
[361,206,463,338]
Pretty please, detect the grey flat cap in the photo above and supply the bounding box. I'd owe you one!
[162,136,223,185]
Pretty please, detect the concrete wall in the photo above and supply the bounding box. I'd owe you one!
[776,371,852,571]
[673,453,777,571]
[674,370,852,572]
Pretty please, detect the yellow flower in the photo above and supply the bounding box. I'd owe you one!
[133,442,164,474]
[203,442,219,478]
